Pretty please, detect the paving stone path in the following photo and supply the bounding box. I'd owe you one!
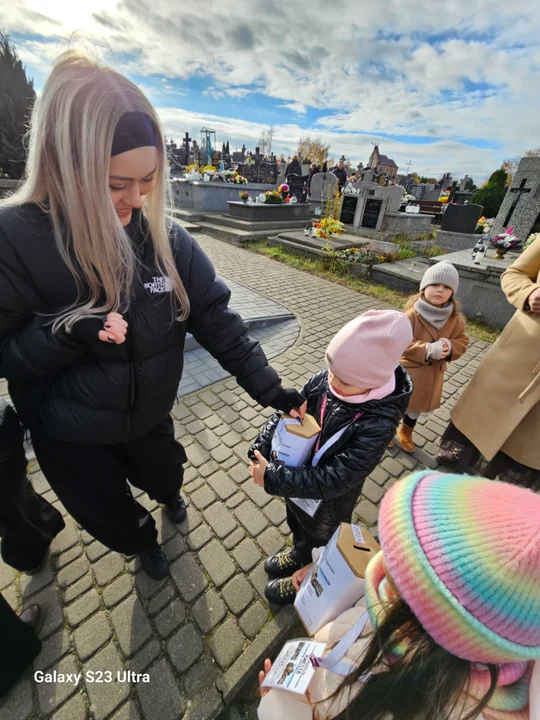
[0,233,490,720]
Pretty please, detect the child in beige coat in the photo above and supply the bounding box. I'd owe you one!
[396,262,469,453]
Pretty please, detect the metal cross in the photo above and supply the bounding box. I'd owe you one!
[503,178,531,228]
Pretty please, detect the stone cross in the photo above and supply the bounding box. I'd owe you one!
[182,132,192,155]
[492,157,540,240]
[503,178,531,227]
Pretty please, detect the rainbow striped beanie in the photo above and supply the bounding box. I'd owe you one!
[376,470,540,664]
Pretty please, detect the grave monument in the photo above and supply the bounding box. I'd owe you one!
[491,157,540,241]
[339,179,431,238]
[434,203,484,252]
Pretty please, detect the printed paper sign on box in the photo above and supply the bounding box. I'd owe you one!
[294,523,380,635]
[270,413,320,467]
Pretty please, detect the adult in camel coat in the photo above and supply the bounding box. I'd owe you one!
[439,237,540,476]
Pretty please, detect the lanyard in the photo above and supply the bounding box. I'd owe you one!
[313,392,363,456]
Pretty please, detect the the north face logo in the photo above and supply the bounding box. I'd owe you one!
[144,276,172,294]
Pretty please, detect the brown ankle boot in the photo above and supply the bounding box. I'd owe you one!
[397,423,415,453]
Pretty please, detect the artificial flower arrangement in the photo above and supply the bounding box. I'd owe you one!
[313,217,345,238]
[525,232,540,250]
[403,194,417,203]
[239,190,250,201]
[185,165,203,180]
[438,193,450,203]
[490,226,521,258]
[231,174,248,184]
[264,190,285,204]
[476,217,494,235]
[338,246,386,265]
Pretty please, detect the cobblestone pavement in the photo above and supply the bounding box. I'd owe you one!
[179,276,299,396]
[0,233,490,720]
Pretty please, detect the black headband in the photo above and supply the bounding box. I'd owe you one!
[111,111,159,156]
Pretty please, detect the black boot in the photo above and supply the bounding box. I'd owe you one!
[265,577,296,606]
[139,546,169,580]
[264,548,303,578]
[164,492,187,524]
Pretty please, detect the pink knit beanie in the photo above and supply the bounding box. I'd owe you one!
[376,470,540,664]
[325,310,413,388]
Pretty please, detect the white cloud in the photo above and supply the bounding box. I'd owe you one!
[2,0,540,179]
[279,102,308,115]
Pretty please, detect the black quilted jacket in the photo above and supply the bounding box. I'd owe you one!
[250,368,412,544]
[0,205,282,444]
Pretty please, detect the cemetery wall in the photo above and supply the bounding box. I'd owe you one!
[434,230,479,252]
[381,212,433,237]
[427,254,516,328]
[170,179,276,213]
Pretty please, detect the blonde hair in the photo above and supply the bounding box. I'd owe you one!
[2,51,190,332]
[405,291,460,318]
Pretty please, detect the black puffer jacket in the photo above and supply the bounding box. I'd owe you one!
[0,205,282,444]
[250,368,412,544]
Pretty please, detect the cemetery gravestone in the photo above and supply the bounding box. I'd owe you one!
[361,199,383,229]
[385,185,405,213]
[310,172,338,201]
[440,203,483,234]
[340,195,359,225]
[288,174,310,201]
[492,157,540,240]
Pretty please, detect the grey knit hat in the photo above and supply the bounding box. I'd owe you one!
[420,262,459,295]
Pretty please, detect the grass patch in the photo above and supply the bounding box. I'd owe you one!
[243,240,500,344]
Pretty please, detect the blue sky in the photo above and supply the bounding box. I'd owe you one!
[3,0,540,182]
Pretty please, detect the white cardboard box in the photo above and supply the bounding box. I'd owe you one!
[294,523,380,636]
[270,413,320,467]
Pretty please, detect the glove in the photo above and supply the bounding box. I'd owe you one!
[267,386,305,414]
[426,340,445,360]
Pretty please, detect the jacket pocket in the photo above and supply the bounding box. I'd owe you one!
[401,359,422,369]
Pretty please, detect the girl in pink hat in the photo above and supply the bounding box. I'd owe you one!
[249,310,414,605]
[258,471,540,720]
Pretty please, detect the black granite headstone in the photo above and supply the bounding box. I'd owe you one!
[340,195,358,225]
[288,173,310,200]
[440,203,483,234]
[361,199,383,229]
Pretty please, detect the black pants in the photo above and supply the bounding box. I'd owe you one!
[0,593,41,699]
[31,417,186,555]
[286,501,322,565]
[403,413,418,428]
[0,403,65,572]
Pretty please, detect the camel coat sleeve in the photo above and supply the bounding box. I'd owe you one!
[501,239,540,311]
[444,315,468,362]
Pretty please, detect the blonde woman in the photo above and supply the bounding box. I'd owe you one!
[0,53,304,579]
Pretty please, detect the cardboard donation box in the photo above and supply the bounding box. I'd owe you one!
[270,414,321,467]
[294,523,380,635]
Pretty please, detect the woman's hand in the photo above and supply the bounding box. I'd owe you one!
[528,287,540,313]
[98,313,128,345]
[250,449,268,487]
[292,562,314,591]
[259,658,272,697]
[268,387,306,417]
[290,400,308,421]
